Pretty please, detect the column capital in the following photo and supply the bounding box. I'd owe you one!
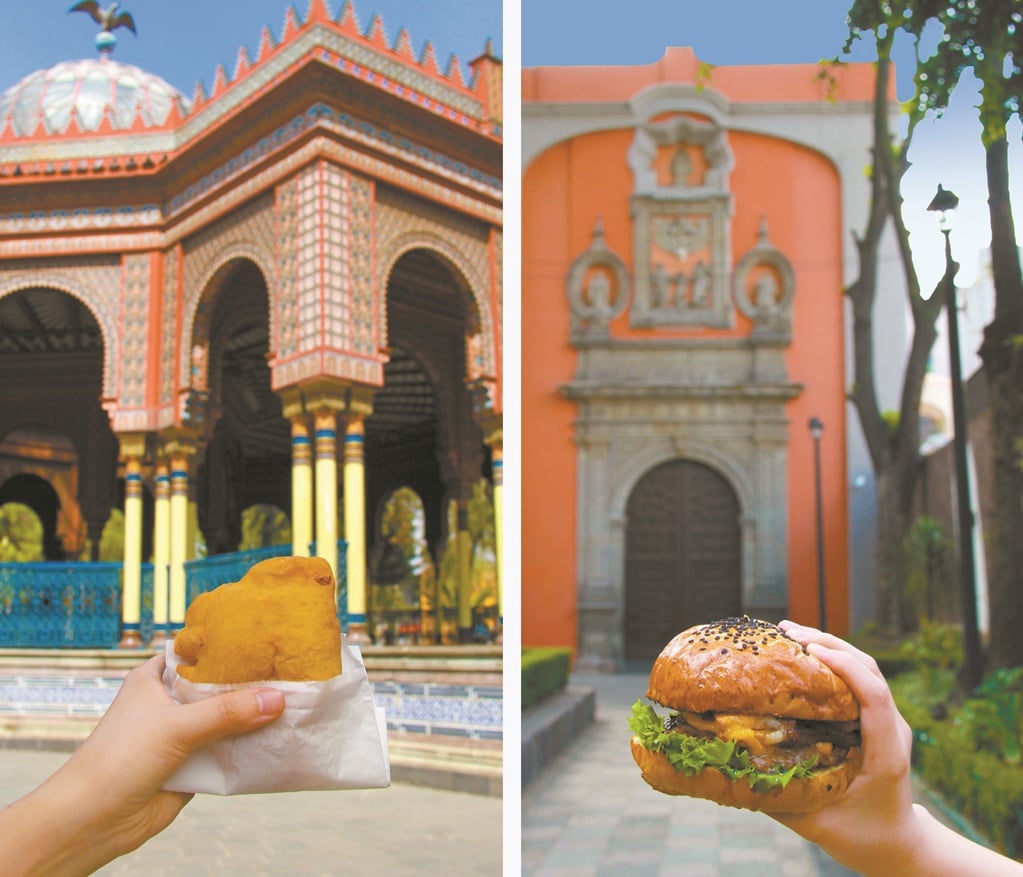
[118,432,148,461]
[276,378,375,420]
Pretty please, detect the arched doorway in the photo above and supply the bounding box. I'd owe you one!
[194,258,290,555]
[624,459,742,661]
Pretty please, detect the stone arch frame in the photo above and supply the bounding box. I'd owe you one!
[0,273,120,400]
[179,243,276,395]
[607,438,756,628]
[376,231,495,385]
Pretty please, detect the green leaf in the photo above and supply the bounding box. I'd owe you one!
[629,701,819,791]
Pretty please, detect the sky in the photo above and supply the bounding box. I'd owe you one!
[0,0,503,99]
[522,0,1023,306]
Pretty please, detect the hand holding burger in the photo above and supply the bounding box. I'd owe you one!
[629,616,861,813]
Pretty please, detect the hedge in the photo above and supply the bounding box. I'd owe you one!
[522,647,572,709]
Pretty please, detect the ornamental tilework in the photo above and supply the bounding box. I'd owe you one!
[296,165,323,353]
[159,247,181,412]
[0,258,122,398]
[180,193,276,391]
[275,176,300,361]
[0,675,503,740]
[375,189,497,382]
[120,254,150,409]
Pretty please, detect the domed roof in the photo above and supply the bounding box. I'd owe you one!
[0,56,190,138]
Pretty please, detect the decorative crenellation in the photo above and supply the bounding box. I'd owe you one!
[0,257,122,399]
[119,253,150,410]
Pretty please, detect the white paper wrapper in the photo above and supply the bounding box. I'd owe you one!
[161,638,390,795]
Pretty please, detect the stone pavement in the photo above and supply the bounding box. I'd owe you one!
[1,749,502,876]
[522,672,858,877]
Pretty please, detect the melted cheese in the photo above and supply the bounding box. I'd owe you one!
[683,712,794,756]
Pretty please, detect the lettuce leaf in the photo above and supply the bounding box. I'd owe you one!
[628,700,818,792]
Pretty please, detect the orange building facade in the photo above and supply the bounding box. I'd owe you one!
[522,48,886,669]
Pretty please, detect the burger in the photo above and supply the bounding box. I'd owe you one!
[628,616,861,813]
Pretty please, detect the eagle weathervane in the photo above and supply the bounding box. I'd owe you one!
[69,2,137,56]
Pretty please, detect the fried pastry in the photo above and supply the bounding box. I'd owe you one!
[174,555,342,683]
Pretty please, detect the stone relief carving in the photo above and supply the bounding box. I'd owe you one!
[628,112,733,328]
[733,217,796,340]
[566,219,630,342]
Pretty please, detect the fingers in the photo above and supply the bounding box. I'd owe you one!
[779,620,883,679]
[169,687,286,751]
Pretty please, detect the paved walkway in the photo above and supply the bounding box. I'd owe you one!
[523,672,858,877]
[1,749,502,876]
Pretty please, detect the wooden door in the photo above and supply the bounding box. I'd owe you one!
[624,460,741,661]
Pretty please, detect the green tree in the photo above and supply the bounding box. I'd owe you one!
[837,1,948,632]
[907,0,1023,668]
[0,502,44,561]
[239,504,291,550]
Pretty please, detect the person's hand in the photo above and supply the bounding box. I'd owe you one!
[771,621,919,873]
[2,653,285,877]
[774,621,1023,877]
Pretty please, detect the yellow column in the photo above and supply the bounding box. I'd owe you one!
[118,449,144,649]
[168,450,190,633]
[456,499,473,640]
[314,410,339,583]
[343,413,369,643]
[151,460,171,644]
[490,440,504,623]
[291,416,314,557]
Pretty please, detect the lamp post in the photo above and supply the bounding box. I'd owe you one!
[809,416,826,631]
[926,184,983,692]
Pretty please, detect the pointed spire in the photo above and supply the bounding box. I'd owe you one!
[336,0,360,34]
[365,13,388,49]
[234,45,253,80]
[444,53,466,88]
[281,4,302,41]
[392,27,415,61]
[419,41,440,76]
[256,25,277,61]
[191,80,208,109]
[211,63,230,97]
[305,0,332,24]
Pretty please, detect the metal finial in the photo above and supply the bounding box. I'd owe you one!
[69,1,137,56]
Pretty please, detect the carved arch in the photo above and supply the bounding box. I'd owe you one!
[376,231,496,383]
[0,272,119,400]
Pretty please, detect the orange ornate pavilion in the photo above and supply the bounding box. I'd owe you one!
[0,0,503,647]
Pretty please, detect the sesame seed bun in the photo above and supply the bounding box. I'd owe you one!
[646,617,859,722]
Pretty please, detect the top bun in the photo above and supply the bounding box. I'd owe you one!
[646,617,858,721]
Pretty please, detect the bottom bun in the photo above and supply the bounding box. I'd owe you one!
[630,736,861,814]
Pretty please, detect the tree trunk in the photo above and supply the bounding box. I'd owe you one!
[979,135,1023,669]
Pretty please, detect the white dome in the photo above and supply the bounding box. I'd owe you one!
[0,57,190,137]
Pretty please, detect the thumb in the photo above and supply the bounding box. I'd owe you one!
[172,687,286,751]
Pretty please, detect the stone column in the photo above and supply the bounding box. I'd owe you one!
[118,436,146,649]
[168,446,193,633]
[151,459,171,645]
[314,410,340,583]
[291,416,314,557]
[342,412,368,642]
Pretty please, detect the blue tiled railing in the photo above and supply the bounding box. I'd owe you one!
[0,562,122,648]
[0,542,349,648]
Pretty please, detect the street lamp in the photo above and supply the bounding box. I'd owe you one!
[926,184,983,692]
[809,416,826,631]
